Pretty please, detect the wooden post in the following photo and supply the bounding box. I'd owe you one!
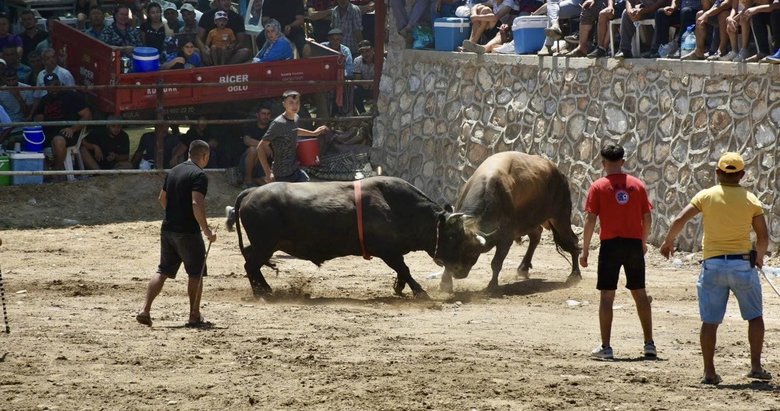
[374,0,385,100]
[155,79,165,170]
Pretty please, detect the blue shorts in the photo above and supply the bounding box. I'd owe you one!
[697,258,762,324]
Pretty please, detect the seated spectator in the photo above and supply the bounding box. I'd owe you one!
[0,14,22,58]
[0,69,33,148]
[206,11,237,65]
[3,46,31,83]
[462,0,519,53]
[332,0,364,53]
[172,115,211,166]
[0,105,12,145]
[608,0,668,58]
[84,5,107,38]
[141,3,174,55]
[33,73,92,172]
[19,10,48,64]
[538,0,583,55]
[198,0,251,64]
[253,19,294,62]
[80,117,132,170]
[162,38,204,69]
[576,0,625,57]
[164,4,182,33]
[131,123,179,169]
[180,3,202,35]
[100,5,144,55]
[353,40,376,114]
[239,103,273,188]
[33,17,58,56]
[754,0,780,62]
[726,0,769,61]
[26,51,43,85]
[33,48,76,102]
[0,68,33,123]
[390,0,432,46]
[681,0,732,59]
[649,0,702,58]
[322,28,354,77]
[75,0,101,29]
[249,0,267,27]
[308,0,337,42]
[261,0,307,55]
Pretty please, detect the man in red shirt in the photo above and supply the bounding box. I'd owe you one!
[580,143,655,360]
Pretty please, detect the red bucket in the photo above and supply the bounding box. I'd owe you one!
[297,138,320,166]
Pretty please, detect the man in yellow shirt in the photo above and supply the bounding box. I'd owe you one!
[660,152,772,385]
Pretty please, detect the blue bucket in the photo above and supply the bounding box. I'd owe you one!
[132,47,160,73]
[22,126,45,152]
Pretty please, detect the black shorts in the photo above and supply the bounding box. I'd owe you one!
[158,230,207,279]
[597,238,645,290]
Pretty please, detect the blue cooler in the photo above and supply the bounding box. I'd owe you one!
[512,16,547,54]
[132,47,160,73]
[434,17,471,51]
[10,152,44,185]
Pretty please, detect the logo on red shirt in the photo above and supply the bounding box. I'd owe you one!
[615,190,629,205]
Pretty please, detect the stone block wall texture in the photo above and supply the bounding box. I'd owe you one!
[370,49,780,250]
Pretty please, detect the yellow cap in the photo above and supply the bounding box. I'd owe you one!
[718,152,745,173]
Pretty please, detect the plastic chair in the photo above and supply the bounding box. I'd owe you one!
[63,128,88,182]
[609,18,655,56]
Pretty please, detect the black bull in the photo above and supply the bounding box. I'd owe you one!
[440,152,582,292]
[225,176,486,298]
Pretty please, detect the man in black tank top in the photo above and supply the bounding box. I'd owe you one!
[137,140,217,329]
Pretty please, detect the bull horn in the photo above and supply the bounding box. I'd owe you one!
[445,212,474,223]
[475,235,487,246]
[477,228,498,238]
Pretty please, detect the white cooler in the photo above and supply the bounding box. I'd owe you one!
[512,16,547,54]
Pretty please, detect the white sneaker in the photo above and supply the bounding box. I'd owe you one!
[644,341,657,357]
[718,50,738,61]
[591,345,614,359]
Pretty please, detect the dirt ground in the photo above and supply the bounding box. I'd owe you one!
[0,175,779,410]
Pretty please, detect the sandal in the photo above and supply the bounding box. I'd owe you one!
[136,312,152,327]
[700,374,722,385]
[746,369,773,381]
[185,318,215,329]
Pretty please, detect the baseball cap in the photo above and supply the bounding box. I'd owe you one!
[164,3,177,12]
[0,58,6,66]
[358,40,372,51]
[282,90,300,99]
[180,3,195,13]
[214,10,228,21]
[718,152,745,173]
[43,72,60,85]
[327,28,343,36]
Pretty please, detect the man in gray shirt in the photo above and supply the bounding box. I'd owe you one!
[257,90,328,183]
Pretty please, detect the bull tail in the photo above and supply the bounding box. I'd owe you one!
[226,188,255,257]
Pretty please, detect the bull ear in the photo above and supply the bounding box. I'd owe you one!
[476,234,486,246]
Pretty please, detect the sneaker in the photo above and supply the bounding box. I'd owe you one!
[564,33,579,45]
[591,345,614,359]
[462,39,486,54]
[745,52,767,63]
[587,47,608,58]
[681,51,705,60]
[644,341,657,357]
[734,48,751,62]
[766,49,780,63]
[613,50,632,59]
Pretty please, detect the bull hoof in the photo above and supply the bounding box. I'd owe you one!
[439,281,453,293]
[517,268,531,280]
[252,287,273,298]
[565,273,582,285]
[393,279,407,296]
[413,290,430,300]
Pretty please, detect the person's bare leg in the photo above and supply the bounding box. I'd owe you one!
[188,276,203,323]
[748,316,765,373]
[740,19,751,51]
[51,136,67,170]
[597,10,612,48]
[631,288,653,343]
[701,322,719,380]
[140,272,167,317]
[574,24,593,53]
[485,32,503,52]
[599,290,616,347]
[243,147,258,184]
[80,146,100,170]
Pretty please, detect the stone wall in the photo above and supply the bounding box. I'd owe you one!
[371,49,780,249]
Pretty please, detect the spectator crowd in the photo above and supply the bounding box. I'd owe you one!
[0,0,378,180]
[401,0,780,62]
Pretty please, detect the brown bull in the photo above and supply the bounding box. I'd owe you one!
[438,152,582,292]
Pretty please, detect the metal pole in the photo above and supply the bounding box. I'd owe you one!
[0,268,10,334]
[374,0,385,101]
[155,80,165,170]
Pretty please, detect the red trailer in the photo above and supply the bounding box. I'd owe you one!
[51,21,345,117]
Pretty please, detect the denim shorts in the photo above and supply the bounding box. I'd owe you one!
[697,258,762,324]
